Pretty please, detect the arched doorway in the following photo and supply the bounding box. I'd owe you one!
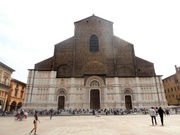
[125,95,132,109]
[58,96,65,110]
[90,89,100,109]
[10,101,16,111]
[0,100,3,111]
[17,102,22,110]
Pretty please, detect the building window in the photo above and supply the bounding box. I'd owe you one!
[90,35,99,52]
[15,89,18,97]
[14,84,19,97]
[21,91,24,98]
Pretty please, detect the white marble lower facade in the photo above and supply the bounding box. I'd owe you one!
[23,70,167,110]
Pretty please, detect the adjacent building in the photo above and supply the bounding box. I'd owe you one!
[162,65,180,106]
[24,15,167,111]
[6,78,26,112]
[0,62,15,112]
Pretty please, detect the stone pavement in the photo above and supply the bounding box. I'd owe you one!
[0,114,180,135]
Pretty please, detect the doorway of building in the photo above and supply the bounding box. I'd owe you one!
[17,102,22,110]
[125,95,132,109]
[90,89,100,109]
[0,100,3,111]
[58,96,65,110]
[10,101,16,111]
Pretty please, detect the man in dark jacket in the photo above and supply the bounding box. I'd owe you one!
[158,107,165,126]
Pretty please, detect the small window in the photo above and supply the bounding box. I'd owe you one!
[90,35,99,52]
[21,91,24,98]
[15,89,18,97]
[171,88,173,92]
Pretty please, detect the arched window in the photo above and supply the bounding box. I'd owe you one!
[90,35,99,52]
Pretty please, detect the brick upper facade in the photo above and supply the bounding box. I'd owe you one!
[34,15,156,78]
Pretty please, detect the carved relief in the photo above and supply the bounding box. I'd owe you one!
[85,76,105,86]
[56,89,67,95]
[90,80,100,87]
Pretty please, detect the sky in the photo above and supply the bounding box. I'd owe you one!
[0,0,180,83]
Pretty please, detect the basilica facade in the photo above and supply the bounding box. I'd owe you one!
[23,15,167,111]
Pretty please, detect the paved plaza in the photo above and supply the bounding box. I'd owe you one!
[0,114,180,135]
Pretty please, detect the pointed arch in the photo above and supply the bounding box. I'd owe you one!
[90,35,99,52]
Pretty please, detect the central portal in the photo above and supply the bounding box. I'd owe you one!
[58,96,65,110]
[125,95,132,109]
[90,89,100,109]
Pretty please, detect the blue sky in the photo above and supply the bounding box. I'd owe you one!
[0,0,180,83]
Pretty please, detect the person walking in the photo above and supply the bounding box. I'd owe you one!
[149,107,157,125]
[50,109,53,120]
[29,111,40,135]
[158,107,165,126]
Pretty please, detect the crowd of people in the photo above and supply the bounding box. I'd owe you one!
[0,106,179,135]
[1,106,179,118]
